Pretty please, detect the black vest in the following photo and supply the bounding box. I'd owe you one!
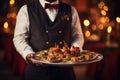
[27,0,72,52]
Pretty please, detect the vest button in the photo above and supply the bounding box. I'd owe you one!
[59,41,63,44]
[67,17,69,21]
[58,30,62,34]
[46,30,49,33]
[46,41,49,44]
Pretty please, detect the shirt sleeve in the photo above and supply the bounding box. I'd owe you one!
[13,5,35,60]
[71,6,84,51]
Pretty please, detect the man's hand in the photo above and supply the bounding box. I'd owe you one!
[26,53,43,66]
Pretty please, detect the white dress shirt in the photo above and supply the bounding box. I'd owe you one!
[13,0,84,60]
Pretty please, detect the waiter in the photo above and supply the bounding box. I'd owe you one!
[13,0,84,80]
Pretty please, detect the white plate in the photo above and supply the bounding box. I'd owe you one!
[33,53,103,66]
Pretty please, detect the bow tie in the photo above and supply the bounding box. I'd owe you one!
[45,3,59,9]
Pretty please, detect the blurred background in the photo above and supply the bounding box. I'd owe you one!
[0,0,120,80]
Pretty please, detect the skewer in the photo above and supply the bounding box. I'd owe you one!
[63,40,69,49]
[54,42,59,48]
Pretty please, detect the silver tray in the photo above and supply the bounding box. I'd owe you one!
[32,53,103,66]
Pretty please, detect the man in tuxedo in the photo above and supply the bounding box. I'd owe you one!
[13,0,84,80]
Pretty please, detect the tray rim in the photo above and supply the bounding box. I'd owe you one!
[32,53,103,66]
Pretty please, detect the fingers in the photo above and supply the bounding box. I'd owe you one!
[26,53,34,60]
[26,53,44,66]
[30,58,42,65]
[30,58,47,66]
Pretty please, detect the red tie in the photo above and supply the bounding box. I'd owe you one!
[45,3,59,9]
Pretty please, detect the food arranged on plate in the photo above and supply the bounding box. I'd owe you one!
[33,43,100,64]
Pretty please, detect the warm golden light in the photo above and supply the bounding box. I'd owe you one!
[116,17,120,23]
[10,0,15,5]
[101,10,106,16]
[107,26,112,33]
[85,30,91,37]
[83,19,90,27]
[100,17,106,24]
[4,22,9,29]
[91,25,97,31]
[103,6,108,11]
[11,13,16,18]
[105,16,110,23]
[7,13,16,19]
[98,1,105,9]
[98,24,104,30]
